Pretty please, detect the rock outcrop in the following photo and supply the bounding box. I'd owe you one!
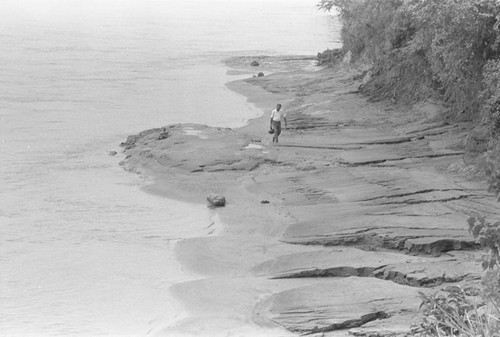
[120,57,498,337]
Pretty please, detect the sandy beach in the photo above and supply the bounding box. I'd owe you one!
[120,56,500,336]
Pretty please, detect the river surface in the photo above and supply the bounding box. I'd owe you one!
[0,0,340,335]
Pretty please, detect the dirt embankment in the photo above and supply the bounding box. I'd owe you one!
[120,56,500,336]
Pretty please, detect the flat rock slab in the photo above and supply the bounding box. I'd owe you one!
[121,124,268,174]
[254,163,486,255]
[282,204,476,254]
[252,248,482,288]
[259,277,420,335]
[373,256,482,287]
[252,247,424,279]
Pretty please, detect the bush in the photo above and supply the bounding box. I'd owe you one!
[318,0,500,120]
[316,48,344,66]
[416,288,499,337]
[469,216,500,306]
[411,1,499,115]
[481,60,500,137]
[411,216,500,336]
[482,147,500,199]
[319,0,411,64]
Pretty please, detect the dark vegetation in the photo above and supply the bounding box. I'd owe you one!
[414,215,500,336]
[318,0,500,156]
[318,0,500,334]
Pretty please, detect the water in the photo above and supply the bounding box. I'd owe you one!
[0,0,340,335]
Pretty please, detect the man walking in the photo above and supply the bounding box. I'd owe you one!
[270,103,287,143]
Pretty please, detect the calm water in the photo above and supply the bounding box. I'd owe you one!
[0,0,340,335]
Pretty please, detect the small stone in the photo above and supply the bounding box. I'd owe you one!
[261,200,270,204]
[158,129,169,140]
[251,61,259,66]
[207,194,226,207]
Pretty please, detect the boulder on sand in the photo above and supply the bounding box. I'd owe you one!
[158,128,169,140]
[207,194,226,207]
[251,61,259,66]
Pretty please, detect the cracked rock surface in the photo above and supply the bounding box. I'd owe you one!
[259,278,420,335]
[120,57,499,336]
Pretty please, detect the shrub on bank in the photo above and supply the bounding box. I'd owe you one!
[415,288,499,336]
[317,48,344,66]
[318,0,500,133]
[413,217,500,336]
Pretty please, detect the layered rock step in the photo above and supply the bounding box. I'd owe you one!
[257,278,421,335]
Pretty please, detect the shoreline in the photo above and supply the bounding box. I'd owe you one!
[120,55,499,336]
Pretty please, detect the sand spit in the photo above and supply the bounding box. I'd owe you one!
[120,56,499,336]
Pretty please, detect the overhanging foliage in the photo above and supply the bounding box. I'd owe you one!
[319,0,500,127]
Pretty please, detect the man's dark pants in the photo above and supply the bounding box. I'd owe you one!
[272,121,281,142]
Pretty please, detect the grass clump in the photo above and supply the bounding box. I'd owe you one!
[410,214,500,336]
[415,288,499,337]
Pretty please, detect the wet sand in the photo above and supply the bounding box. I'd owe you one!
[120,56,499,336]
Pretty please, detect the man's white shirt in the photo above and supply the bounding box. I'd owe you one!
[271,109,286,122]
